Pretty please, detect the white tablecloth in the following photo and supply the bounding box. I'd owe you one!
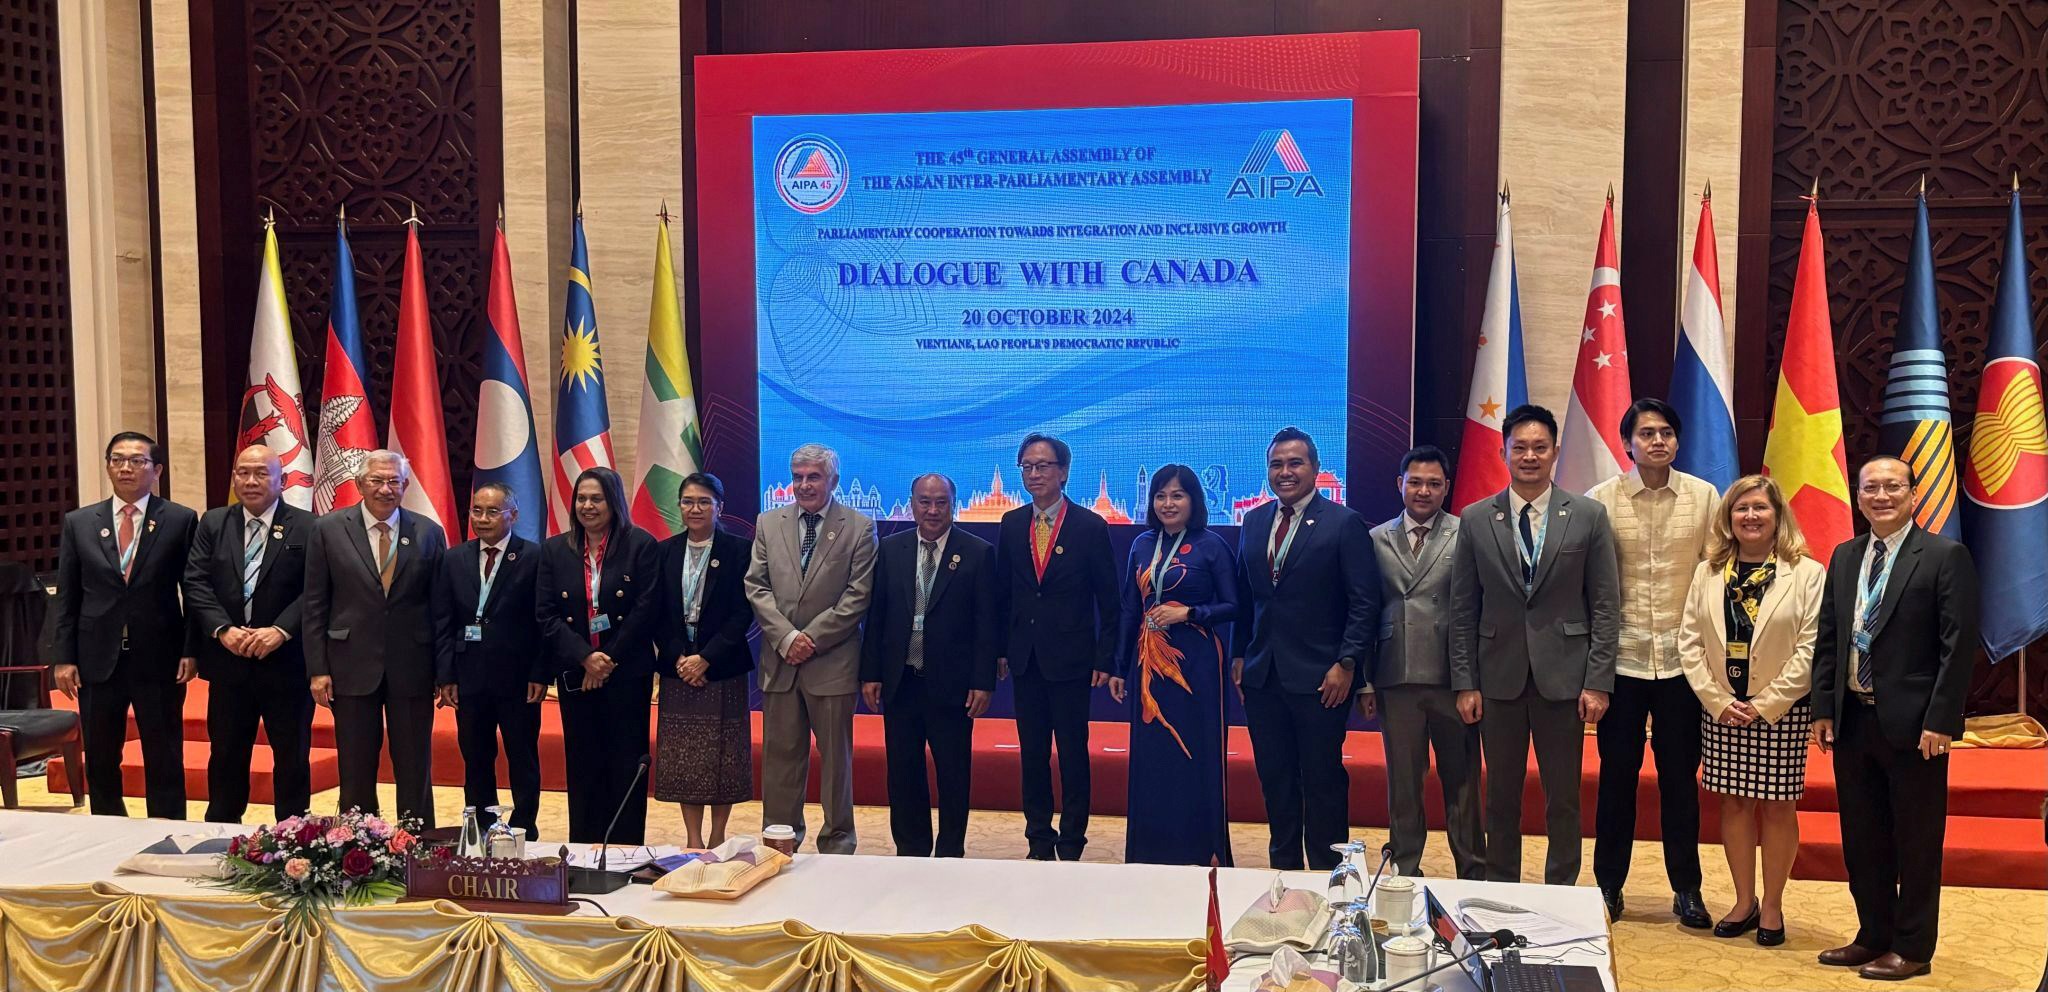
[0,810,1614,990]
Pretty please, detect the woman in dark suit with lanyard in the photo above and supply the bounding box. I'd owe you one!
[537,466,660,844]
[652,472,756,849]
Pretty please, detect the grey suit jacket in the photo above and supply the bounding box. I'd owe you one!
[745,501,878,695]
[1449,488,1620,702]
[302,507,446,698]
[1370,512,1461,689]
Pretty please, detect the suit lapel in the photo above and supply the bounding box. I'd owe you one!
[1274,497,1322,587]
[391,512,420,592]
[483,538,520,613]
[128,498,168,578]
[345,511,381,580]
[1867,529,1922,639]
[96,501,121,573]
[1416,518,1454,586]
[1708,566,1731,650]
[256,506,291,588]
[1245,503,1276,594]
[1751,561,1794,633]
[1486,491,1519,590]
[795,505,839,598]
[923,531,957,611]
[1529,492,1573,596]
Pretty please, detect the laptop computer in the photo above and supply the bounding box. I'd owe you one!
[1422,886,1606,992]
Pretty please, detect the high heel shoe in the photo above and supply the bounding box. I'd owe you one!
[1756,908,1786,947]
[1712,902,1760,938]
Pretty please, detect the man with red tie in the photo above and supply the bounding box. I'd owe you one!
[51,432,199,818]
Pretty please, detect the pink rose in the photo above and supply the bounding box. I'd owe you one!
[283,858,312,880]
[362,816,392,839]
[325,826,355,845]
[341,848,375,877]
[389,830,417,854]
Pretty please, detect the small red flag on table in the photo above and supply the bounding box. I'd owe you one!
[1207,866,1229,989]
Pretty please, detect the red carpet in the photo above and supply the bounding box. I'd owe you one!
[49,682,2046,888]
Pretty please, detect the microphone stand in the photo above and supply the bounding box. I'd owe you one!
[567,755,652,894]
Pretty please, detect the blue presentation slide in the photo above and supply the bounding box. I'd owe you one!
[753,99,1352,525]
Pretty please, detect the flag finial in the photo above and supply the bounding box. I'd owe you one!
[1918,173,1926,197]
[657,199,673,224]
[1606,182,1614,204]
[264,205,276,230]
[574,199,584,219]
[1501,181,1511,205]
[1810,175,1819,198]
[2016,170,2023,192]
[1702,179,1711,202]
[403,200,423,228]
[496,201,506,230]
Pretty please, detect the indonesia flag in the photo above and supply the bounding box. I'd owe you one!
[471,211,547,542]
[386,212,457,544]
[1556,194,1633,493]
[310,213,378,514]
[550,211,614,534]
[1451,190,1530,513]
[1670,187,1739,489]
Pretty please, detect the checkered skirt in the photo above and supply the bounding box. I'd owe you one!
[1700,699,1812,800]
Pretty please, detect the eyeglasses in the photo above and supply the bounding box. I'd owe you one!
[1018,461,1062,475]
[360,476,404,491]
[106,455,153,469]
[469,506,508,519]
[677,498,717,510]
[1859,482,1911,497]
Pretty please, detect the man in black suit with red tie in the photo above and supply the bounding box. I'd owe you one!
[432,482,547,839]
[1812,456,1978,981]
[51,431,199,818]
[994,433,1119,861]
[184,444,314,822]
[1233,426,1380,871]
[862,474,998,858]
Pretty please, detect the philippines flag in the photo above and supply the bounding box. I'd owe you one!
[1671,187,1738,489]
[386,213,457,543]
[1556,193,1634,493]
[1962,181,2048,661]
[1880,187,1960,539]
[472,213,547,542]
[550,211,614,534]
[1451,189,1530,513]
[310,214,378,514]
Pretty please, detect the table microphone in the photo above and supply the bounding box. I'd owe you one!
[568,754,652,894]
[1380,929,1518,992]
[1360,841,1397,904]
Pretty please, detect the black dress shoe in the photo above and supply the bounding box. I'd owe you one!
[1712,901,1760,938]
[1756,919,1786,947]
[1599,887,1624,919]
[1026,848,1055,862]
[1672,890,1712,930]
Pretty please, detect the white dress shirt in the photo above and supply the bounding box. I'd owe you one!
[1850,521,1914,692]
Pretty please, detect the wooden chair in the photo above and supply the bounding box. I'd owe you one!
[0,665,83,808]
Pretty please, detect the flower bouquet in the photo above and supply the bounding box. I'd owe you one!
[210,809,420,927]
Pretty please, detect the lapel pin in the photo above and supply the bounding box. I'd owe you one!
[1305,518,1316,526]
[710,558,720,568]
[272,526,285,540]
[1494,511,1505,521]
[948,560,959,571]
[561,591,569,599]
[507,552,517,561]
[1054,546,1065,555]
[400,537,411,546]
[100,528,111,538]
[950,554,961,564]
[1557,508,1569,517]
[826,531,836,540]
[148,519,158,533]
[616,589,625,598]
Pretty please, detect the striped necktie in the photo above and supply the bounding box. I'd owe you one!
[242,517,265,620]
[800,513,821,575]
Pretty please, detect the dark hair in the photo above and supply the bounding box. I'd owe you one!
[1144,463,1208,533]
[1619,397,1683,449]
[910,473,958,499]
[571,466,634,551]
[1267,426,1320,467]
[676,471,725,503]
[106,431,164,466]
[1502,404,1559,444]
[1857,455,1919,488]
[1398,445,1449,477]
[472,481,519,508]
[1016,432,1071,468]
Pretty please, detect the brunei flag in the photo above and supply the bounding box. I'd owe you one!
[1962,181,2048,661]
[630,210,703,538]
[1761,196,1852,562]
[1879,187,1959,539]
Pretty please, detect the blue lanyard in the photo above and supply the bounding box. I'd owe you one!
[475,546,502,620]
[679,543,711,622]
[1856,539,1901,634]
[1517,501,1548,577]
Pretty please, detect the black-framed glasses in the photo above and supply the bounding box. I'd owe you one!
[106,455,154,469]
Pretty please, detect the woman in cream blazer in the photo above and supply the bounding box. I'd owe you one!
[1678,474,1825,947]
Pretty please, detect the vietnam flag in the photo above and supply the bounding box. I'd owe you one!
[1761,198,1851,562]
[1206,866,1228,990]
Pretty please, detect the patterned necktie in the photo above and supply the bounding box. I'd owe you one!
[1033,509,1055,566]
[1270,504,1295,583]
[1410,524,1428,559]
[800,513,821,575]
[908,539,936,672]
[375,522,395,593]
[242,517,265,619]
[117,504,139,581]
[1519,504,1537,587]
[483,545,500,582]
[1856,538,1887,691]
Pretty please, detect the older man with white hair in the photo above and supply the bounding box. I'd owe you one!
[304,450,447,826]
[746,443,877,853]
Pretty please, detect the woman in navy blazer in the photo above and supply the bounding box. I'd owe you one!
[536,466,660,845]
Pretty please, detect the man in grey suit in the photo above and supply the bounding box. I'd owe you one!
[1365,445,1483,879]
[1451,405,1619,885]
[746,443,878,854]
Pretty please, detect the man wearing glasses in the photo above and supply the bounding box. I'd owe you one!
[52,432,199,817]
[992,433,1119,861]
[304,451,447,827]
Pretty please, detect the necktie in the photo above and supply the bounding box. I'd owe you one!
[800,513,821,575]
[1270,504,1295,583]
[909,539,936,672]
[375,522,395,593]
[1033,510,1055,565]
[117,504,139,581]
[1519,504,1537,586]
[1856,538,1887,691]
[483,545,500,582]
[1410,524,1428,559]
[243,517,265,619]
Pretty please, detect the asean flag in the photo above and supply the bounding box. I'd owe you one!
[1452,189,1530,512]
[1761,198,1851,563]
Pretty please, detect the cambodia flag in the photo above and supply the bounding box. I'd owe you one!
[387,215,457,543]
[1761,198,1851,563]
[1880,189,1960,539]
[311,216,378,514]
[550,211,615,534]
[1557,193,1633,493]
[1451,190,1530,513]
[1671,188,1738,489]
[1962,184,2048,661]
[472,215,547,542]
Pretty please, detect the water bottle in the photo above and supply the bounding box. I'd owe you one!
[458,806,484,858]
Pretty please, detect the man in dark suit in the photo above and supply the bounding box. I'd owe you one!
[1233,426,1379,871]
[993,433,1119,861]
[184,444,313,822]
[862,474,997,858]
[1450,405,1620,885]
[304,449,446,828]
[51,431,199,818]
[1812,456,1978,981]
[432,482,546,839]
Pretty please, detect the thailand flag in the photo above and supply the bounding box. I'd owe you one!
[1451,190,1530,513]
[1671,188,1738,489]
[472,216,547,542]
[1556,194,1633,493]
[387,215,457,543]
[310,216,378,514]
[550,212,614,534]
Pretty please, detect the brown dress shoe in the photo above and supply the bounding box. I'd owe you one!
[1817,944,1884,967]
[1859,953,1931,981]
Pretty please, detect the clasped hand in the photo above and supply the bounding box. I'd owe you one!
[581,651,615,691]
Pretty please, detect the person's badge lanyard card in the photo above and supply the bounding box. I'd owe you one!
[680,544,711,643]
[584,534,610,647]
[464,549,499,643]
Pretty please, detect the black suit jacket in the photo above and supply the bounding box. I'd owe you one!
[431,536,545,696]
[653,529,756,682]
[1232,494,1381,695]
[862,528,998,704]
[302,508,447,697]
[993,500,1119,680]
[52,496,199,682]
[535,527,661,682]
[1813,526,1979,749]
[184,502,311,683]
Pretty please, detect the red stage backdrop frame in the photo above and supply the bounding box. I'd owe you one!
[693,32,1421,525]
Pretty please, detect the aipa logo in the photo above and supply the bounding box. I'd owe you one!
[1226,128,1324,200]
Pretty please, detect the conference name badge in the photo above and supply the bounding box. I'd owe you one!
[591,614,613,634]
[1853,628,1873,653]
[1728,643,1749,661]
[464,624,483,642]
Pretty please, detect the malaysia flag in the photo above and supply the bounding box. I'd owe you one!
[550,211,615,534]
[1451,189,1530,512]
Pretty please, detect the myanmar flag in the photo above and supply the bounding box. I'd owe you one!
[630,212,703,537]
[1762,199,1852,563]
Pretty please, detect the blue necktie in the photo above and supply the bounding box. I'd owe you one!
[242,517,265,620]
[800,513,821,575]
